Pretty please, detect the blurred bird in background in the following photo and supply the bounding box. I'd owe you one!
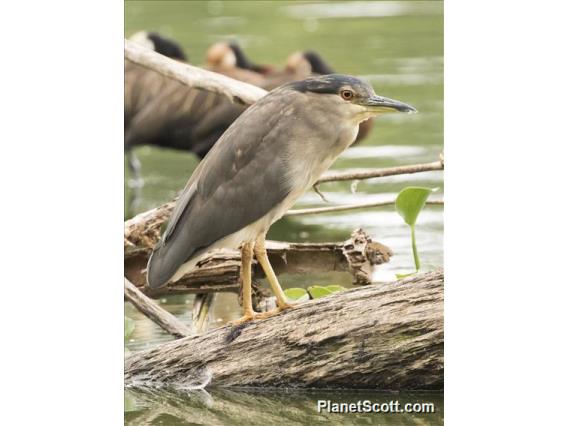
[125,32,374,190]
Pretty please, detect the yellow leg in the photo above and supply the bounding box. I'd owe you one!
[254,236,295,311]
[229,241,257,325]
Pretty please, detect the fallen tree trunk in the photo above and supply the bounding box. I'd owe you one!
[125,229,393,297]
[125,270,443,390]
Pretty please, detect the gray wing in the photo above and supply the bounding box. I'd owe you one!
[147,90,295,288]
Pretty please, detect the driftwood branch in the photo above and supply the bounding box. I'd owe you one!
[287,199,443,216]
[124,39,266,105]
[124,160,443,253]
[124,270,443,390]
[317,160,444,183]
[124,278,191,338]
[125,229,393,297]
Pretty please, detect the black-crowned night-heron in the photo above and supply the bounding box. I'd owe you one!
[147,74,416,323]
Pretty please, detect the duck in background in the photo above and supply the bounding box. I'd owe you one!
[125,34,374,191]
[125,36,269,186]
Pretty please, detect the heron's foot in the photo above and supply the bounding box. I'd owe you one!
[276,301,297,311]
[228,311,262,326]
[255,302,300,320]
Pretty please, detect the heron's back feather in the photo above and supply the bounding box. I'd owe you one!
[146,90,296,288]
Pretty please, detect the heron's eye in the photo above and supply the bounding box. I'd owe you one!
[340,90,354,101]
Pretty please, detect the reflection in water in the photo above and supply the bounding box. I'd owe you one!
[125,387,443,426]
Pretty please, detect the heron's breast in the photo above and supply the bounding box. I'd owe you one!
[285,123,358,188]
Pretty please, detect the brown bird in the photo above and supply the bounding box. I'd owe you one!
[125,31,191,183]
[125,40,373,185]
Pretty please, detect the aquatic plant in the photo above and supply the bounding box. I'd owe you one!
[395,186,435,273]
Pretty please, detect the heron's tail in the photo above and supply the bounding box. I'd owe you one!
[146,241,201,289]
[146,242,174,289]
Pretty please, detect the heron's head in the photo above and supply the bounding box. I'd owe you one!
[129,31,187,61]
[286,74,417,123]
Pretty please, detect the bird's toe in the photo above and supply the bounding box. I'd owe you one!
[277,302,298,311]
[228,313,256,326]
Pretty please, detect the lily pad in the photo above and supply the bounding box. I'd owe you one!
[308,286,334,299]
[325,284,346,293]
[284,287,309,302]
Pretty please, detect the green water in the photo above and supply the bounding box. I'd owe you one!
[125,1,443,424]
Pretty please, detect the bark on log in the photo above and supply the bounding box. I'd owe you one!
[124,278,191,338]
[125,229,393,297]
[125,270,443,390]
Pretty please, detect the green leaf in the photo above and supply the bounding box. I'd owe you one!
[284,287,309,302]
[396,186,435,272]
[308,285,334,299]
[325,285,346,293]
[124,316,135,340]
[396,272,415,279]
[395,186,434,227]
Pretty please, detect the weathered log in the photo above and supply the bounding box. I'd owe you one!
[125,270,443,390]
[124,278,191,338]
[125,229,393,297]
